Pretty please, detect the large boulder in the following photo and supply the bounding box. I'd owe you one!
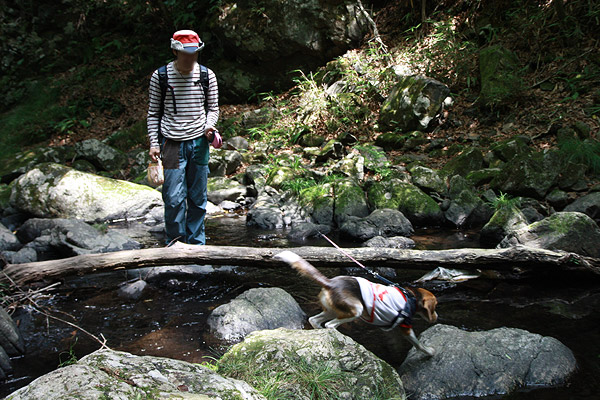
[298,184,334,225]
[379,75,451,132]
[10,163,163,223]
[6,349,266,400]
[74,139,128,171]
[0,223,21,251]
[340,208,414,242]
[0,146,75,184]
[444,175,492,228]
[218,328,406,400]
[398,324,576,400]
[367,180,444,226]
[479,45,522,105]
[564,192,600,222]
[498,211,600,257]
[209,148,244,177]
[207,288,306,343]
[441,147,485,177]
[480,205,529,245]
[363,235,416,249]
[211,0,368,102]
[409,165,447,195]
[246,190,285,229]
[16,218,140,257]
[333,179,369,226]
[491,151,562,199]
[207,177,247,204]
[0,308,25,380]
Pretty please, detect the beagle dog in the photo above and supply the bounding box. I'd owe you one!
[275,250,438,356]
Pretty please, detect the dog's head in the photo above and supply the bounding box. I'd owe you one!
[413,288,438,323]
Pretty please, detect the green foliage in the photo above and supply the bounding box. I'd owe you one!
[281,177,318,195]
[488,192,521,211]
[557,138,600,175]
[58,338,79,368]
[106,120,148,152]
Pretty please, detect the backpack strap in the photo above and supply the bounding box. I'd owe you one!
[157,64,177,116]
[200,64,209,110]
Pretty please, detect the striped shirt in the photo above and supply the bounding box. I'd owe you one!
[147,61,219,148]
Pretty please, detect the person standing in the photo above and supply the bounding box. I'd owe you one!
[147,30,220,246]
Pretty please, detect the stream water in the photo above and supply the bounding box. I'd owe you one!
[2,214,599,399]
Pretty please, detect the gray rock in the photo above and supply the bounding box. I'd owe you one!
[491,151,562,199]
[367,179,444,226]
[410,165,447,195]
[10,163,163,223]
[379,75,451,132]
[0,146,75,184]
[214,1,368,103]
[340,209,414,242]
[0,307,25,356]
[246,190,285,229]
[223,135,250,151]
[480,205,529,245]
[209,149,244,177]
[442,147,485,177]
[219,328,405,400]
[219,200,241,211]
[0,223,21,251]
[444,175,492,228]
[10,247,37,264]
[546,188,570,209]
[498,211,600,257]
[6,348,265,400]
[207,288,306,343]
[74,139,127,171]
[564,191,600,222]
[17,218,140,256]
[363,235,416,249]
[287,222,331,242]
[117,280,148,300]
[398,324,576,399]
[355,144,389,172]
[207,177,247,204]
[316,139,344,163]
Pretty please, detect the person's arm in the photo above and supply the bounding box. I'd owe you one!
[204,68,219,141]
[147,70,162,161]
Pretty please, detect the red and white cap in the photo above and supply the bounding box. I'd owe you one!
[170,30,204,53]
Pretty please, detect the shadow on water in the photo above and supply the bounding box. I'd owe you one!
[2,215,599,399]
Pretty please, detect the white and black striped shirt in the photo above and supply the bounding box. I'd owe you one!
[147,61,219,148]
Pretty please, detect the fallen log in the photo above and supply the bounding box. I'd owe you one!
[2,244,599,286]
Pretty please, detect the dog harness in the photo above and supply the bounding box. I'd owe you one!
[356,277,416,329]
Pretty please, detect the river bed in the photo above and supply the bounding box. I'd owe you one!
[2,214,599,399]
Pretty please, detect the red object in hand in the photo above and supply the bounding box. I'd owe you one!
[211,130,223,148]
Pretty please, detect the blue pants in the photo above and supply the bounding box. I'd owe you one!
[161,138,209,245]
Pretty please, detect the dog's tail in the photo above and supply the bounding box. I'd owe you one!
[274,250,332,289]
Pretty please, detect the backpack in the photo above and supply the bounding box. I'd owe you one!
[157,63,209,118]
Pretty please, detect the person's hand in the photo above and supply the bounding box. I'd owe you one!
[205,127,216,142]
[149,147,161,163]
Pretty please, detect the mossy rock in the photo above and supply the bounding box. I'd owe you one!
[333,179,369,225]
[490,151,562,199]
[480,205,529,245]
[403,131,429,151]
[367,180,443,226]
[498,212,600,257]
[379,75,450,132]
[375,132,406,150]
[0,146,76,184]
[409,165,447,195]
[266,166,298,189]
[355,144,389,172]
[445,175,493,228]
[298,184,334,225]
[316,139,344,162]
[489,137,531,162]
[479,45,523,105]
[441,147,485,177]
[466,168,501,187]
[218,328,405,400]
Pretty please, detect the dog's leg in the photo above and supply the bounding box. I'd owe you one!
[323,316,357,329]
[402,327,435,357]
[308,311,333,329]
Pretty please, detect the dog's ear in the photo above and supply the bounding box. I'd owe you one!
[415,288,438,323]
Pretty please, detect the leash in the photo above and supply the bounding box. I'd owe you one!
[319,232,398,287]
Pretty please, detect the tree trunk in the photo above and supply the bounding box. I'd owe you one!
[2,245,599,286]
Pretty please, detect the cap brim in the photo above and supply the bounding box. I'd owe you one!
[180,46,200,54]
